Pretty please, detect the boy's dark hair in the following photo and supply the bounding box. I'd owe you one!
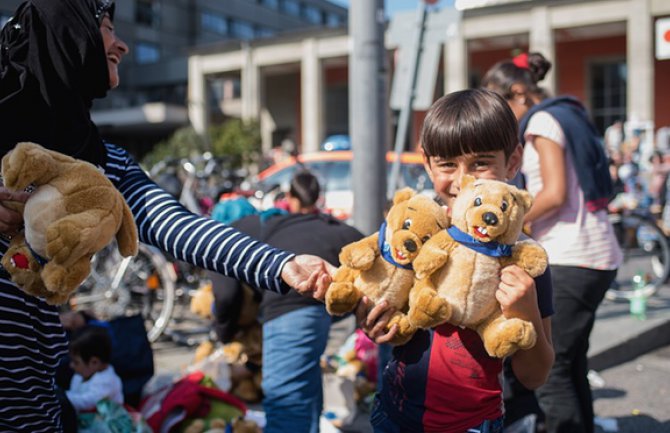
[289,170,321,207]
[69,326,112,364]
[421,88,519,160]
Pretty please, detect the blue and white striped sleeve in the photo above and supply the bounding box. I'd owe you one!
[103,144,294,294]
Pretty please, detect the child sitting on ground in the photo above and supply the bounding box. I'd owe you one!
[66,326,124,412]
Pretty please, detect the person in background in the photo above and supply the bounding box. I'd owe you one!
[211,170,364,433]
[357,89,554,433]
[66,326,123,412]
[0,1,333,431]
[482,51,621,433]
[604,119,624,157]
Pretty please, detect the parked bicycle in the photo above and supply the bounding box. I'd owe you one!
[70,240,176,342]
[72,154,246,343]
[606,205,670,301]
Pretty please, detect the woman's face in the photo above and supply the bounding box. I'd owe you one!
[504,83,533,121]
[100,15,128,89]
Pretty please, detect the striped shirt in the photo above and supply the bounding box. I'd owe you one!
[522,111,622,270]
[0,143,294,431]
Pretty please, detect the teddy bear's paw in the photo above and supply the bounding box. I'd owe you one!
[483,318,537,358]
[387,314,416,346]
[325,283,361,315]
[388,313,415,335]
[46,222,84,263]
[512,242,548,278]
[343,246,376,270]
[412,251,447,279]
[408,288,451,329]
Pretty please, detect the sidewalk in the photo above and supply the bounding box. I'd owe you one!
[588,285,670,371]
[151,286,670,432]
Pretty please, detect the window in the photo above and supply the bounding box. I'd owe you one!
[301,5,322,24]
[259,0,279,9]
[256,27,276,38]
[281,0,300,17]
[135,41,160,64]
[326,13,342,28]
[201,11,227,35]
[590,60,627,135]
[136,0,159,28]
[230,19,254,40]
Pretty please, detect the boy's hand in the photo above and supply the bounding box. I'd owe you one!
[354,296,398,344]
[496,265,540,323]
[282,254,336,301]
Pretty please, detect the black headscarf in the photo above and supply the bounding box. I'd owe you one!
[0,0,116,166]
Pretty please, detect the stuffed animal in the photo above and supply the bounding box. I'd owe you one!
[407,175,548,358]
[0,142,138,304]
[325,187,448,345]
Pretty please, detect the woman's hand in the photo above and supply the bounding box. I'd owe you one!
[354,296,399,344]
[0,187,29,235]
[281,254,337,301]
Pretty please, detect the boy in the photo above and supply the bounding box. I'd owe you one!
[358,89,554,433]
[66,326,124,412]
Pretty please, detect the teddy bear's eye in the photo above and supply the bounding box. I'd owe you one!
[421,235,431,243]
[501,200,508,212]
[474,197,482,206]
[403,219,411,230]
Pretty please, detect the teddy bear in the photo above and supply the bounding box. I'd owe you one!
[325,187,449,345]
[0,142,138,304]
[407,175,548,358]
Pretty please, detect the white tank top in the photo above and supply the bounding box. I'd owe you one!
[522,111,622,270]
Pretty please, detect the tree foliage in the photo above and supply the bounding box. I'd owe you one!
[141,119,262,171]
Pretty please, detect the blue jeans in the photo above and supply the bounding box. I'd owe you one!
[262,305,331,433]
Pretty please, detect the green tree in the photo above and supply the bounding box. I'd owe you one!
[210,119,262,169]
[141,126,207,168]
[142,119,262,171]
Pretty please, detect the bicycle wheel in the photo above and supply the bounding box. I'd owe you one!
[606,213,670,300]
[72,242,177,342]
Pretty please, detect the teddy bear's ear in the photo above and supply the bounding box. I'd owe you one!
[460,174,476,189]
[392,187,416,205]
[513,188,534,212]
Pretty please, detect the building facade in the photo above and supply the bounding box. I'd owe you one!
[188,0,670,155]
[0,0,347,156]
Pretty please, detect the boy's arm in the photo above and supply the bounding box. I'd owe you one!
[510,316,553,389]
[497,265,554,389]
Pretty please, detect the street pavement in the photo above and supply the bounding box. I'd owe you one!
[151,285,670,433]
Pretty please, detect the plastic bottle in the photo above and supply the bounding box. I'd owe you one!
[629,271,648,320]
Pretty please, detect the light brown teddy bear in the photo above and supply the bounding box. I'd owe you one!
[325,187,448,345]
[0,142,138,304]
[408,175,548,358]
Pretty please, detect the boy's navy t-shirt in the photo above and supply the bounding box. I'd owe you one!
[377,268,553,433]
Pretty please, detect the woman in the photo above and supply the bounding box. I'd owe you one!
[482,52,622,433]
[0,1,332,431]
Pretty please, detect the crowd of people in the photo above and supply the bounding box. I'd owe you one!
[1,0,664,432]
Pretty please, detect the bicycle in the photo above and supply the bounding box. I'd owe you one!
[606,206,670,301]
[70,240,177,342]
[72,154,242,343]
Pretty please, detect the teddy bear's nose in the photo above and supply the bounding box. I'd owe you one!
[404,239,417,253]
[482,212,498,226]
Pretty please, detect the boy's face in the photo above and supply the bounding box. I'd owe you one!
[70,354,102,381]
[423,145,522,210]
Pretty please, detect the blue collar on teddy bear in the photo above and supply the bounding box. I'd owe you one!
[447,226,513,258]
